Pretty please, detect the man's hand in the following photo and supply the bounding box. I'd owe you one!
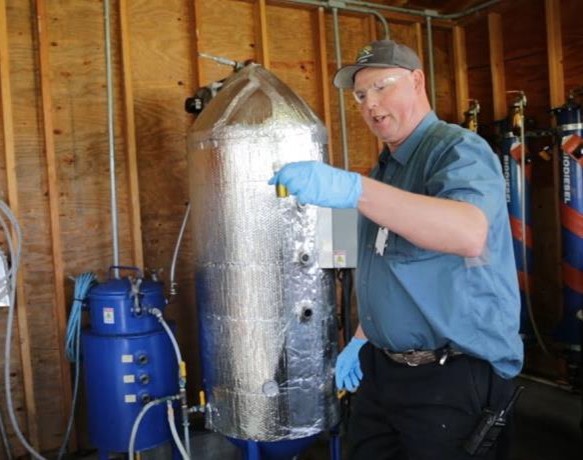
[335,337,367,392]
[268,161,362,208]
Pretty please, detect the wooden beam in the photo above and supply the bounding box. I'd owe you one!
[315,7,333,164]
[255,0,270,69]
[488,12,506,120]
[452,25,469,124]
[119,0,144,269]
[191,0,205,86]
[414,22,424,65]
[545,0,565,342]
[0,0,40,448]
[33,0,74,449]
[545,0,564,107]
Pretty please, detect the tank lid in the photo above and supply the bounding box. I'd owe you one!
[89,277,163,297]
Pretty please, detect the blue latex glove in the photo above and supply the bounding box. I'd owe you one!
[268,161,362,208]
[335,337,367,392]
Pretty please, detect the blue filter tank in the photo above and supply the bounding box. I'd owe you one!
[82,275,178,456]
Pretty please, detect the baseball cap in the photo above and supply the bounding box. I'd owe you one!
[333,39,422,89]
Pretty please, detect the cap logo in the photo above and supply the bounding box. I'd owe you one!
[356,45,373,64]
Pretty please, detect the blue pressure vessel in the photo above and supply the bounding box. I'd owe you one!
[552,101,583,348]
[496,119,534,339]
[82,274,178,458]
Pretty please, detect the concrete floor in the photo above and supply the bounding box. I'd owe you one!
[72,376,581,460]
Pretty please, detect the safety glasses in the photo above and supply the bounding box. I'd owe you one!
[352,73,407,104]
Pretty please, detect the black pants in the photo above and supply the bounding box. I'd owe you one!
[348,343,516,460]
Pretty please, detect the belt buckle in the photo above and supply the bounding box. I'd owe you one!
[402,349,420,367]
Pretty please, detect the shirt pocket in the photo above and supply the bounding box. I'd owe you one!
[387,233,438,262]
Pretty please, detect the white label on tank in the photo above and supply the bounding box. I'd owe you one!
[123,374,135,383]
[121,354,133,363]
[103,307,114,324]
[124,394,137,403]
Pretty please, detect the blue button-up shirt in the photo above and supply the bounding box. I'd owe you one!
[356,112,524,378]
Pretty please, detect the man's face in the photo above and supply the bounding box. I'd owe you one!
[353,67,419,148]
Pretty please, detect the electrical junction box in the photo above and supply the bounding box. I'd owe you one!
[316,208,358,269]
[1,249,9,307]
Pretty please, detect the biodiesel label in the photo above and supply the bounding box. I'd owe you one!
[562,152,572,204]
[503,155,511,204]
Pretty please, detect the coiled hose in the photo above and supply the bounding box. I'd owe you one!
[57,272,96,459]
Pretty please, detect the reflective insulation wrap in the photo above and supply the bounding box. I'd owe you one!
[187,64,339,441]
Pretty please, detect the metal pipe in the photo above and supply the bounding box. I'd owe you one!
[103,0,120,278]
[169,202,191,297]
[276,0,390,38]
[332,8,350,170]
[345,0,501,19]
[425,15,436,109]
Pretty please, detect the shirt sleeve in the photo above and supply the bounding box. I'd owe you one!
[424,132,506,224]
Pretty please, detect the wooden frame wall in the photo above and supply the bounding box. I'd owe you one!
[1,0,38,449]
[0,0,580,454]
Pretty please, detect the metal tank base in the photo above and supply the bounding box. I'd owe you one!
[227,434,320,460]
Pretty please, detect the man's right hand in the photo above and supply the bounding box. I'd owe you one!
[335,337,367,392]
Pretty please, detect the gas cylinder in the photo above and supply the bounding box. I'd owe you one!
[552,100,583,349]
[495,115,534,339]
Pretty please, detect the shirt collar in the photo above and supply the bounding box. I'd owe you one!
[380,111,438,166]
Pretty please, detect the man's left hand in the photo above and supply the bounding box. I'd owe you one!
[268,161,362,208]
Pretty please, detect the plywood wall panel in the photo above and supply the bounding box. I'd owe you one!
[47,0,134,279]
[464,17,492,134]
[428,27,456,121]
[4,0,64,452]
[501,0,550,128]
[466,66,494,133]
[125,0,199,393]
[126,0,195,87]
[195,0,257,85]
[465,17,489,68]
[267,5,323,120]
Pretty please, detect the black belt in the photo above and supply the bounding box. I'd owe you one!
[383,347,463,366]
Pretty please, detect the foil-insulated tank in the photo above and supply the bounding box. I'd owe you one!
[187,64,339,441]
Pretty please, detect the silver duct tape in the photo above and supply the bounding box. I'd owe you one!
[188,65,339,441]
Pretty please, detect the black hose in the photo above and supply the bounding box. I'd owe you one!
[337,269,353,345]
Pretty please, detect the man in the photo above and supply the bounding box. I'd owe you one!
[269,39,523,459]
